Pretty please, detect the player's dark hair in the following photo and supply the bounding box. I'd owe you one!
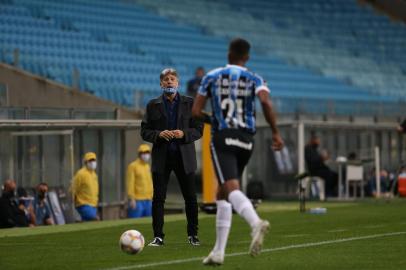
[229,38,250,61]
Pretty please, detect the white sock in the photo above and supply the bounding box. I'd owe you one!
[213,200,232,255]
[228,190,261,229]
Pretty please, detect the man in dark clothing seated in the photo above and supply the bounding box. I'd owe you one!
[0,180,28,228]
[305,134,338,197]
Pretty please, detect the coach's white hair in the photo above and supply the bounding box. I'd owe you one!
[160,68,178,81]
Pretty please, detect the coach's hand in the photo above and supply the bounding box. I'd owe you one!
[159,130,174,141]
[172,130,184,139]
[272,133,284,151]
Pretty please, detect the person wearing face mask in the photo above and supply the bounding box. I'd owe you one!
[126,144,153,218]
[141,68,203,246]
[33,183,53,226]
[0,179,28,228]
[71,152,99,221]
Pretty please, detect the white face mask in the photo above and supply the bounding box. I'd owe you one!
[140,153,151,162]
[87,161,97,170]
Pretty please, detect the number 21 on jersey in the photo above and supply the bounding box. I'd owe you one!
[221,97,246,128]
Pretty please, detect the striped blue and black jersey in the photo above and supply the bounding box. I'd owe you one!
[197,64,270,134]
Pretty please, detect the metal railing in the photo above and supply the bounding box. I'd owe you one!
[0,107,118,120]
[272,97,406,117]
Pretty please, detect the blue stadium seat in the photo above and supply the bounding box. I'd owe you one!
[0,0,404,114]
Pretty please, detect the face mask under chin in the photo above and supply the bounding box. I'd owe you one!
[161,87,178,95]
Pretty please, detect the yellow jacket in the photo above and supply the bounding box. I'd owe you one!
[71,167,99,207]
[126,159,153,200]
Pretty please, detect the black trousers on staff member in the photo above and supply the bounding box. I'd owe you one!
[152,151,198,239]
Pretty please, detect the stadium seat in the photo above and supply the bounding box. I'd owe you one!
[0,0,404,113]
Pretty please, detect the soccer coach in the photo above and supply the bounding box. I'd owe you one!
[141,68,203,247]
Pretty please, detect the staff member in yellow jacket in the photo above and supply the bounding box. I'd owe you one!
[71,152,99,221]
[127,144,153,218]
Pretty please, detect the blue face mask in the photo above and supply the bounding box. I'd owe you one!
[162,87,178,95]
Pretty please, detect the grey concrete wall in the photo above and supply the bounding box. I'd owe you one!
[0,63,140,119]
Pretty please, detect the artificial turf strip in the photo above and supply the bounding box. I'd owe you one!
[0,200,405,270]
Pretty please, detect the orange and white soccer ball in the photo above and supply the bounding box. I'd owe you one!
[119,230,145,254]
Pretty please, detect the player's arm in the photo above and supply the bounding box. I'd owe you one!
[176,100,204,143]
[191,94,212,123]
[257,90,284,151]
[192,73,213,123]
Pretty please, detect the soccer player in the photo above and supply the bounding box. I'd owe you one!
[192,38,284,265]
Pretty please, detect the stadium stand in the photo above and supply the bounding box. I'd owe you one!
[134,0,406,98]
[0,0,404,114]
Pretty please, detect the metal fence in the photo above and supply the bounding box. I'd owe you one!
[0,120,141,216]
[245,118,405,198]
[0,117,404,211]
[0,107,117,120]
[272,97,406,117]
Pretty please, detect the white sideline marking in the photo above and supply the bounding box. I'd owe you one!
[103,231,406,270]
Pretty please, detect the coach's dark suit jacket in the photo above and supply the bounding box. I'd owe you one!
[141,94,203,174]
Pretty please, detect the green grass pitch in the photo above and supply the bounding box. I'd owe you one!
[1,200,405,270]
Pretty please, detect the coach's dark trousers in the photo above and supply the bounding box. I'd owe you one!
[152,151,198,239]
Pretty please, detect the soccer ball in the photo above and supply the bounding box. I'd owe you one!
[119,230,145,255]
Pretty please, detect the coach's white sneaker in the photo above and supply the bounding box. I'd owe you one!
[249,220,270,257]
[202,250,224,266]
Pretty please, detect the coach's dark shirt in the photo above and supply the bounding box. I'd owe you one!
[163,93,180,153]
[141,94,203,174]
